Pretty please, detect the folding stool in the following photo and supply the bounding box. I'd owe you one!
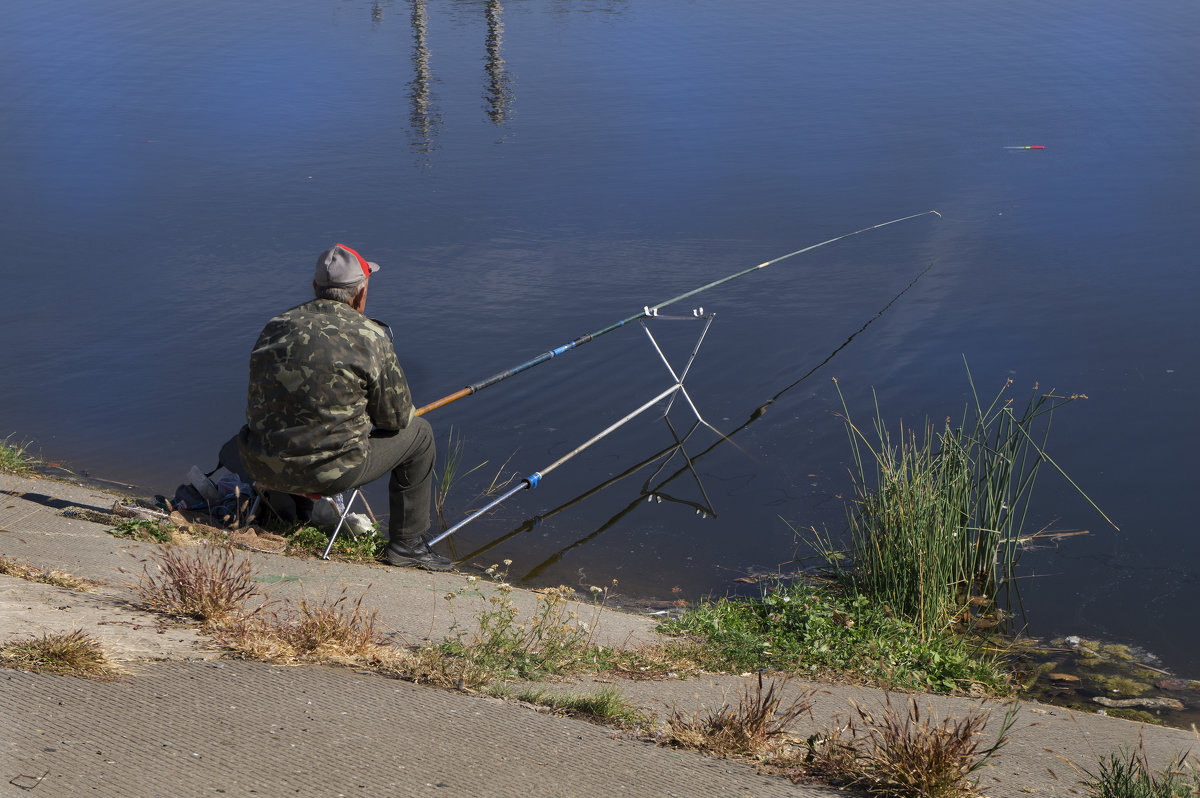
[248,485,374,560]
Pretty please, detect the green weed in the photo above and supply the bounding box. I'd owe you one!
[285,524,383,561]
[507,684,651,728]
[109,518,174,544]
[0,435,40,474]
[434,426,487,524]
[660,579,1008,694]
[405,567,685,690]
[1081,744,1200,798]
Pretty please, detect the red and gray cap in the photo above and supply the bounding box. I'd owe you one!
[314,243,380,288]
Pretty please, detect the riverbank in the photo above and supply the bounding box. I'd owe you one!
[2,470,1197,796]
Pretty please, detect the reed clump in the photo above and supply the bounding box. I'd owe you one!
[433,426,488,525]
[815,365,1108,639]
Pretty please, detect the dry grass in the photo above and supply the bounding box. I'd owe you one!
[798,694,1017,798]
[214,589,408,668]
[664,675,813,758]
[0,629,120,678]
[134,543,262,623]
[0,555,103,591]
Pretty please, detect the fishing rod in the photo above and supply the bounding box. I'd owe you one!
[428,310,717,545]
[468,257,941,571]
[415,209,941,417]
[443,419,708,564]
[428,382,683,545]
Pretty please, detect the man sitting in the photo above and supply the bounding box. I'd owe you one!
[234,244,451,571]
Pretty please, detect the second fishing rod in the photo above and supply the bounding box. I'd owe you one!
[414,209,941,418]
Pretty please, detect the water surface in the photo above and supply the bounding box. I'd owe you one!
[2,0,1198,673]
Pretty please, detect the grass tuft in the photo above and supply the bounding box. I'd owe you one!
[135,543,262,623]
[0,629,119,678]
[215,589,400,666]
[1080,741,1200,798]
[395,569,689,690]
[506,684,651,728]
[799,694,1017,798]
[0,555,102,591]
[434,426,488,525]
[664,674,813,758]
[0,434,40,475]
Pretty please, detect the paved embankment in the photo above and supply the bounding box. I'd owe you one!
[1,473,1194,797]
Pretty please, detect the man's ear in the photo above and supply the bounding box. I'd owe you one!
[352,281,369,313]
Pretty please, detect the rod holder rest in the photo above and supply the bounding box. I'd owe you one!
[692,307,704,316]
[644,306,659,316]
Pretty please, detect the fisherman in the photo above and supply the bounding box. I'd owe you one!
[231,244,451,571]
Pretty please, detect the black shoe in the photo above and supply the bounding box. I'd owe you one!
[386,539,453,571]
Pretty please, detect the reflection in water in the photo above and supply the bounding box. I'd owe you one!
[408,0,441,157]
[484,0,515,126]
[450,259,940,583]
[403,0,514,156]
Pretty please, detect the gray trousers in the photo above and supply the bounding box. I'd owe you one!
[221,419,435,545]
[330,418,436,545]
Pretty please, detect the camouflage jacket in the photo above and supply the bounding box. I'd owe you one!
[237,298,414,492]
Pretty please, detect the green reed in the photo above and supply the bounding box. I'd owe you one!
[819,362,1107,638]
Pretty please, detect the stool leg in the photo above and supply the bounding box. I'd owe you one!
[320,490,364,560]
[320,497,345,560]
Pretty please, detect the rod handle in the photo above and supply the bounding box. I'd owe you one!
[415,387,473,417]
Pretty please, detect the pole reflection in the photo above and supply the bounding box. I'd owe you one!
[408,0,441,157]
[484,0,516,126]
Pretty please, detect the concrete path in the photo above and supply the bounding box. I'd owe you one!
[1,473,1194,797]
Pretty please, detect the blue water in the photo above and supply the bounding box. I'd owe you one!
[2,0,1198,673]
